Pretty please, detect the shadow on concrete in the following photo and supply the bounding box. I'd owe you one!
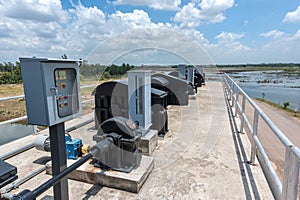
[33,156,51,165]
[223,84,261,200]
[82,184,103,200]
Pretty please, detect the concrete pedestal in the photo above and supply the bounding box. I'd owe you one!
[140,129,158,155]
[46,155,154,193]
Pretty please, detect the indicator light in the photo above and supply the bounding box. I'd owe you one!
[61,83,66,89]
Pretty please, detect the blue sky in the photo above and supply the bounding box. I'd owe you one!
[0,0,300,64]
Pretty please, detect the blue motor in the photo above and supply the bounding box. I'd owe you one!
[34,134,86,160]
[65,135,83,160]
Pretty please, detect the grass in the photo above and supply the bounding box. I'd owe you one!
[254,98,300,119]
[0,84,24,98]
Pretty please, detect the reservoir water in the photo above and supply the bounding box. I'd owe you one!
[0,123,35,146]
[229,70,300,111]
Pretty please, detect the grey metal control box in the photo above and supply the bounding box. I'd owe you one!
[20,57,82,126]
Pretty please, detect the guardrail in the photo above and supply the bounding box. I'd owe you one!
[0,84,96,126]
[223,73,300,200]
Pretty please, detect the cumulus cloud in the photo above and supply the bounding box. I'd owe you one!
[199,0,234,22]
[0,1,299,64]
[0,0,68,23]
[174,0,235,27]
[113,0,181,11]
[108,9,153,32]
[216,32,244,40]
[283,6,300,23]
[87,28,214,65]
[0,0,161,61]
[257,29,300,62]
[173,3,202,28]
[260,30,285,39]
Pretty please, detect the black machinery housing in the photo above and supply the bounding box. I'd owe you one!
[94,80,169,136]
[92,117,141,173]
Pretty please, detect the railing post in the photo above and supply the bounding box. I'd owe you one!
[240,95,246,133]
[225,76,232,101]
[250,109,259,163]
[234,91,239,117]
[231,83,235,107]
[282,146,299,200]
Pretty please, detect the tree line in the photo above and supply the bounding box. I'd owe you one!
[0,62,22,84]
[0,61,134,84]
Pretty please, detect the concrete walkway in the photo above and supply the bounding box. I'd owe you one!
[0,81,272,199]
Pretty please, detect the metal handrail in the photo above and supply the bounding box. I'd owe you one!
[0,98,94,126]
[0,84,97,102]
[0,84,96,126]
[223,73,300,200]
[0,95,25,102]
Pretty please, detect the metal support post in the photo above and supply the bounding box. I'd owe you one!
[49,122,69,200]
[282,146,299,200]
[231,84,235,107]
[234,92,239,117]
[240,96,246,133]
[250,109,259,163]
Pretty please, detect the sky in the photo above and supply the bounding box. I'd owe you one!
[0,0,300,65]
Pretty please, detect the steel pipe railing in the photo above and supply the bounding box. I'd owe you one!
[0,97,94,126]
[0,116,94,160]
[223,73,300,200]
[0,84,97,103]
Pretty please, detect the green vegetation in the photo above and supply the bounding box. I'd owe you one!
[283,102,290,109]
[0,60,134,85]
[80,62,134,80]
[255,98,299,119]
[0,62,22,84]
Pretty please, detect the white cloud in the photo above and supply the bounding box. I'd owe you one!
[86,28,214,65]
[216,32,244,40]
[113,0,181,11]
[108,9,152,31]
[0,1,299,64]
[173,3,202,28]
[204,31,251,63]
[0,0,159,61]
[0,0,68,23]
[283,6,300,23]
[174,0,235,27]
[200,0,234,13]
[257,29,300,63]
[260,30,285,39]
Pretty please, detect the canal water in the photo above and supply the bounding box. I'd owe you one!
[0,124,35,146]
[229,70,300,111]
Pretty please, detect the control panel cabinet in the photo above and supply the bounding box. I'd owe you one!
[20,57,82,126]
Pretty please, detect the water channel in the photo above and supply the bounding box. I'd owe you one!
[228,70,300,111]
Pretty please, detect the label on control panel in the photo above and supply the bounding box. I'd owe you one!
[54,68,79,117]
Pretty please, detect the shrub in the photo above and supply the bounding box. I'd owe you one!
[283,102,290,109]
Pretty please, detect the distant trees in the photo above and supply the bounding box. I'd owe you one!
[0,61,134,84]
[79,62,134,80]
[103,63,134,77]
[0,62,22,84]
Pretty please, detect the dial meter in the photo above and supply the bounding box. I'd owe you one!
[20,57,82,126]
